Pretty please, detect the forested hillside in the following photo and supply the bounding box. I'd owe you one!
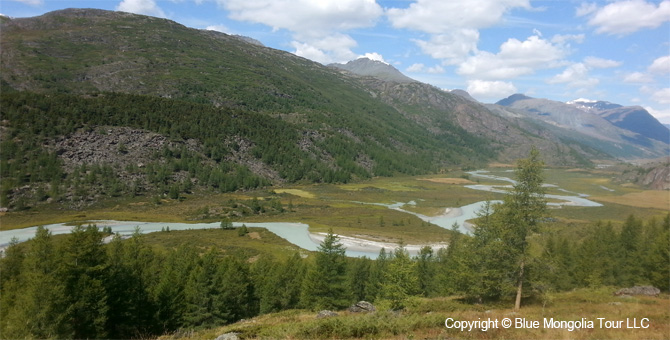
[0,9,500,210]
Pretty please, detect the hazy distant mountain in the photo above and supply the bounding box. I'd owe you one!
[329,58,416,83]
[495,94,669,159]
[568,99,669,144]
[448,89,479,102]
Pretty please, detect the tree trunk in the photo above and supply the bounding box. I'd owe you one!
[514,258,525,311]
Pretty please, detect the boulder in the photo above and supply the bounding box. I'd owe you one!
[214,332,239,340]
[316,310,338,318]
[348,301,376,313]
[614,286,660,297]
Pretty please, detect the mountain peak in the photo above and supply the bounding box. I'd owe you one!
[329,58,415,83]
[449,89,478,102]
[495,93,533,106]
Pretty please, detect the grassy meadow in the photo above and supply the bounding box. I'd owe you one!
[160,288,670,340]
[1,166,667,243]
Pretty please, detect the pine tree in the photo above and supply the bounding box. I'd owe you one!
[3,226,67,338]
[504,147,547,310]
[381,243,418,310]
[300,229,348,310]
[346,257,371,302]
[58,224,109,339]
[415,246,435,297]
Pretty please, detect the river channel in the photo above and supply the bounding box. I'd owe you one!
[0,171,602,258]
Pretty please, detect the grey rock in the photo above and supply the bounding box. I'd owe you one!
[214,332,239,340]
[614,286,660,297]
[316,310,338,318]
[348,301,376,313]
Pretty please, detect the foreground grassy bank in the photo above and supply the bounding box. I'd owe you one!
[160,288,670,340]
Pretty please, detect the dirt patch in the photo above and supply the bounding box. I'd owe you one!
[591,191,669,210]
[419,177,475,185]
[248,232,261,240]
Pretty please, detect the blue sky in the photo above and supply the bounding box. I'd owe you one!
[2,0,670,123]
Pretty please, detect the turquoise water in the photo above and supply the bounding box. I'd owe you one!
[0,171,602,257]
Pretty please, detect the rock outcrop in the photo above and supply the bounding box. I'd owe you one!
[348,301,376,313]
[316,310,338,318]
[614,286,660,297]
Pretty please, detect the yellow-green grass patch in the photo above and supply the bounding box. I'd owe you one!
[274,188,316,198]
[418,177,475,185]
[591,191,670,210]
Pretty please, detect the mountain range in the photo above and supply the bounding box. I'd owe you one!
[0,8,668,209]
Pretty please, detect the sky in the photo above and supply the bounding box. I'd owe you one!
[2,0,670,123]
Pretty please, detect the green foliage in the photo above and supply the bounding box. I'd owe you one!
[220,218,234,230]
[301,230,349,310]
[381,244,419,310]
[237,224,249,237]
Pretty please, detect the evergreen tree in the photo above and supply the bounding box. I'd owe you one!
[645,214,670,291]
[346,257,372,302]
[365,248,388,300]
[619,214,643,286]
[301,229,348,310]
[503,147,547,310]
[381,243,418,310]
[415,246,435,297]
[58,224,109,339]
[465,201,515,302]
[3,226,67,338]
[259,253,305,314]
[214,256,256,323]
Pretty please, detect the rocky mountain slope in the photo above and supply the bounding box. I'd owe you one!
[329,58,416,83]
[568,99,669,144]
[495,94,669,159]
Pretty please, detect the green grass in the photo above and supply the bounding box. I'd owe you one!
[140,227,309,260]
[159,289,670,340]
[2,168,667,246]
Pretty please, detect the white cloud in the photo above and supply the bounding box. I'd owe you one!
[457,35,567,79]
[220,0,382,34]
[548,63,599,88]
[386,0,530,34]
[622,55,669,84]
[10,0,43,6]
[551,34,585,45]
[586,0,670,35]
[413,29,480,64]
[648,55,670,74]
[386,0,530,65]
[359,52,388,64]
[116,0,166,17]
[584,56,622,68]
[652,88,670,104]
[291,41,330,64]
[290,33,358,64]
[623,71,654,83]
[216,0,382,63]
[645,106,670,124]
[206,24,230,33]
[406,63,425,73]
[467,80,518,102]
[427,65,445,74]
[576,2,598,17]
